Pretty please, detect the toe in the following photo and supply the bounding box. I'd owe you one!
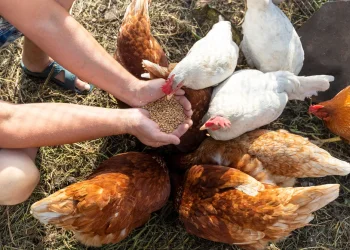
[75,78,91,91]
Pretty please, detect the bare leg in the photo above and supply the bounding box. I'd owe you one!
[21,0,90,91]
[0,148,39,205]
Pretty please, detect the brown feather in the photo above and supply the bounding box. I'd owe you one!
[167,129,350,186]
[114,0,168,79]
[177,165,339,250]
[317,86,350,141]
[31,152,170,247]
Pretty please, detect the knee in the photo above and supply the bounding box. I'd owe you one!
[0,149,40,205]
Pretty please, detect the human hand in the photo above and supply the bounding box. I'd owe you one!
[129,78,193,117]
[129,78,165,107]
[126,109,193,147]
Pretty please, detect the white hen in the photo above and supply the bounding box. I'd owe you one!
[161,16,239,96]
[201,70,334,141]
[241,0,304,75]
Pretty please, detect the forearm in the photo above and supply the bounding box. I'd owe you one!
[0,0,139,104]
[0,101,128,148]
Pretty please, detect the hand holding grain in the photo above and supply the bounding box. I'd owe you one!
[130,78,193,113]
[124,78,193,147]
[126,109,193,147]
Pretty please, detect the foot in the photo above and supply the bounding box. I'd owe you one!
[22,57,90,92]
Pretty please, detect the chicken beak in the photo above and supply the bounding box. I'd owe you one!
[199,124,207,131]
[166,93,174,100]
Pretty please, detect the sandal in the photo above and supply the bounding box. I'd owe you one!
[20,61,94,95]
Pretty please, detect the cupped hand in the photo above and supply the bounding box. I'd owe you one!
[131,78,166,106]
[130,79,193,117]
[127,109,193,147]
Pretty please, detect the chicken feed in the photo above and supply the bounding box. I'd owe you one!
[143,97,187,134]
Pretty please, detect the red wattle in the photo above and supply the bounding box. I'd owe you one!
[161,75,175,95]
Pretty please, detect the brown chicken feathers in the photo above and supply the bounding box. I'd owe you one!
[114,0,168,78]
[310,86,350,142]
[168,129,350,187]
[176,165,339,250]
[29,2,348,249]
[30,152,170,247]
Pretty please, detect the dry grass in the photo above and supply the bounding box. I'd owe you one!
[0,0,349,249]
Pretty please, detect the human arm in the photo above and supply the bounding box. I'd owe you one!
[0,0,166,107]
[0,101,192,148]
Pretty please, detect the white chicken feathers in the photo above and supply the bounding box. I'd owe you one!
[204,70,334,141]
[168,18,239,90]
[241,0,304,75]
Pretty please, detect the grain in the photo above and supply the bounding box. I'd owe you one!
[143,97,187,134]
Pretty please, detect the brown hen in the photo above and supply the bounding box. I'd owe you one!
[309,86,350,143]
[114,0,168,79]
[176,165,339,250]
[30,152,170,247]
[167,129,350,186]
[142,60,213,152]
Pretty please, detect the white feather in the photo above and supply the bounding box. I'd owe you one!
[204,70,333,141]
[168,20,239,90]
[241,0,304,75]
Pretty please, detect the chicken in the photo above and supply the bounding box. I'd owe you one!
[309,86,350,143]
[201,70,334,140]
[241,0,304,75]
[114,0,168,78]
[142,60,213,152]
[30,152,170,247]
[167,129,350,187]
[176,164,339,250]
[161,16,239,97]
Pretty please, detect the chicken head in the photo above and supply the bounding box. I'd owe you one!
[200,116,231,131]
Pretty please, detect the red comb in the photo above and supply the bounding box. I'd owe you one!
[161,75,175,95]
[309,104,324,113]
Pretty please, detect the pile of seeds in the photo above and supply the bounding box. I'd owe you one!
[143,97,187,134]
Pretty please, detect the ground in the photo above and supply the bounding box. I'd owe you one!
[0,0,349,249]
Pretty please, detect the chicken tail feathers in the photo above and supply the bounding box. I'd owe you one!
[123,0,150,20]
[30,189,73,225]
[295,75,334,99]
[277,71,334,100]
[265,184,339,238]
[290,184,339,214]
[219,15,225,22]
[142,60,169,79]
[308,148,350,176]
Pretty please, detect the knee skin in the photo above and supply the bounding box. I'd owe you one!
[0,149,39,205]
